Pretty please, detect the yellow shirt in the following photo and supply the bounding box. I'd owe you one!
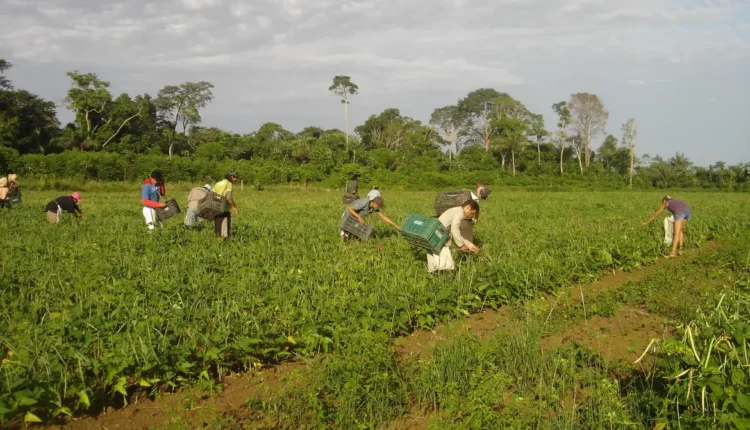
[213,179,233,211]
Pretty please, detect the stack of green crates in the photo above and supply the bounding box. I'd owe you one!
[400,213,449,253]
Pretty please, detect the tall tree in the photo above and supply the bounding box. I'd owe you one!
[356,108,438,156]
[0,60,60,154]
[529,113,547,165]
[429,105,462,159]
[568,92,608,167]
[64,71,112,148]
[0,59,12,90]
[64,71,144,151]
[552,101,571,175]
[568,134,584,174]
[598,135,618,170]
[0,90,59,154]
[620,118,637,189]
[670,152,693,173]
[457,88,502,151]
[328,75,358,148]
[155,81,215,158]
[491,94,531,174]
[493,116,528,176]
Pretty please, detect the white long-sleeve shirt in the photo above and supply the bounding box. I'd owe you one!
[367,189,381,200]
[438,206,473,248]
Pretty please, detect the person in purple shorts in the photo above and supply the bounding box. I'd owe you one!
[642,196,692,258]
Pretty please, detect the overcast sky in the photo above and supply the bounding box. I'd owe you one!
[1,0,749,165]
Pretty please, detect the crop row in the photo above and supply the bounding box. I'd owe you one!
[1,190,748,424]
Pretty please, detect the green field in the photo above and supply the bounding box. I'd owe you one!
[1,188,749,428]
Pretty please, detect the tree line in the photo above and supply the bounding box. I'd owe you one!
[1,60,748,190]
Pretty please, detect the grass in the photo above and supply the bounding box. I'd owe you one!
[0,187,748,426]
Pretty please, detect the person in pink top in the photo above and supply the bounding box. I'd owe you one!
[642,196,692,258]
[45,192,84,223]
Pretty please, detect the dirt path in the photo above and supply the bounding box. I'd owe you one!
[394,246,701,361]
[539,305,671,363]
[48,361,309,430]
[46,246,713,430]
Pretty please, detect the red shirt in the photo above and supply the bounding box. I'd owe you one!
[142,178,166,208]
[144,178,166,196]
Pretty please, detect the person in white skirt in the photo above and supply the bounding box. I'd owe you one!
[141,170,167,231]
[427,200,480,272]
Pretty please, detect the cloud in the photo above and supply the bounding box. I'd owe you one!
[256,15,272,28]
[0,0,748,163]
[230,3,253,17]
[181,0,220,10]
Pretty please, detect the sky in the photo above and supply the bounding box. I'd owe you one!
[1,0,749,166]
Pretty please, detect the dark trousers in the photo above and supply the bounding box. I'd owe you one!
[215,212,231,237]
[0,199,10,210]
[459,219,474,243]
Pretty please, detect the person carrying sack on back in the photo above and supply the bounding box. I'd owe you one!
[340,196,399,242]
[342,174,360,204]
[213,171,239,239]
[45,192,84,224]
[141,170,167,231]
[428,200,480,273]
[0,172,18,210]
[642,196,692,258]
[185,184,213,228]
[476,183,490,200]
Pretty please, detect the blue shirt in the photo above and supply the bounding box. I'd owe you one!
[141,184,160,203]
[348,198,379,217]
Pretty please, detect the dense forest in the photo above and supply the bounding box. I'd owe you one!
[1,59,748,190]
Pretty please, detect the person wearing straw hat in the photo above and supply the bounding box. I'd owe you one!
[0,171,18,210]
[45,192,85,224]
[340,196,399,242]
[185,183,213,228]
[642,195,692,258]
[213,171,239,239]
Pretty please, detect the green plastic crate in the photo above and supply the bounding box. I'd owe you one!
[400,213,449,253]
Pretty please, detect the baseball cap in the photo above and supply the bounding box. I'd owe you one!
[72,192,82,202]
[227,170,240,178]
[372,196,384,208]
[662,195,672,201]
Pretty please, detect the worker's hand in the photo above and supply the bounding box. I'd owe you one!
[232,207,239,215]
[466,243,479,254]
[159,202,167,208]
[80,214,86,220]
[357,216,365,225]
[641,221,649,226]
